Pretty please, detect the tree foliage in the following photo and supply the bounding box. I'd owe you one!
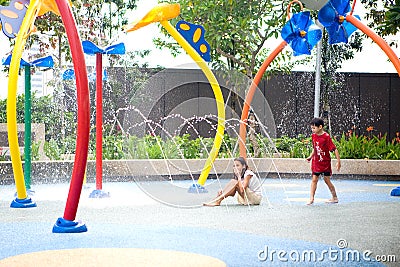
[0,92,67,140]
[361,0,400,45]
[156,0,303,78]
[29,0,138,68]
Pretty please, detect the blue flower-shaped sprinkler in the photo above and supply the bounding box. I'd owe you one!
[281,0,322,56]
[318,0,360,44]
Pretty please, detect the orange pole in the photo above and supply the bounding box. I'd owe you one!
[239,41,287,158]
[346,15,400,76]
[287,0,303,20]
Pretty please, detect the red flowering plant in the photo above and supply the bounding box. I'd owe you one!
[335,127,400,160]
[395,132,400,144]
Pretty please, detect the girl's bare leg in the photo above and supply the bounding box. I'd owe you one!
[203,179,238,206]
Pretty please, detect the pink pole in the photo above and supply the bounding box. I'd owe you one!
[96,53,103,190]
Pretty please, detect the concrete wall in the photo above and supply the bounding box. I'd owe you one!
[0,159,398,185]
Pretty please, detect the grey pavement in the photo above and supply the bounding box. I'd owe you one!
[0,178,399,266]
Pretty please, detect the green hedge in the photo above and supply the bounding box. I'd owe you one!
[38,132,400,161]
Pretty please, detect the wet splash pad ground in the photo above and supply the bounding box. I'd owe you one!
[0,179,398,266]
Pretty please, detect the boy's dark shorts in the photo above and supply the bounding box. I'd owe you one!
[313,171,332,177]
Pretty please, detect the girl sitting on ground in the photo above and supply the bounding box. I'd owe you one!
[203,157,262,206]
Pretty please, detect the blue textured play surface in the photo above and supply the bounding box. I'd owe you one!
[0,178,398,266]
[0,223,386,266]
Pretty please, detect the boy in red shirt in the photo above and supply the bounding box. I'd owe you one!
[306,118,341,205]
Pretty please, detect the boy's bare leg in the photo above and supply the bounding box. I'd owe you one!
[323,176,338,203]
[307,175,319,205]
[203,179,238,206]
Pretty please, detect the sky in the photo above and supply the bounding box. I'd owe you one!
[0,0,399,98]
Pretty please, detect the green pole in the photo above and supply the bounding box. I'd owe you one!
[24,65,32,190]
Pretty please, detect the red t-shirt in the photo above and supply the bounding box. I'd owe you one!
[311,132,337,173]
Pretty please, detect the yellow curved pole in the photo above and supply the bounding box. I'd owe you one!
[160,21,225,185]
[7,0,41,199]
[125,3,225,186]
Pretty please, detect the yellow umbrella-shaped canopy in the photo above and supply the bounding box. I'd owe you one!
[124,3,180,32]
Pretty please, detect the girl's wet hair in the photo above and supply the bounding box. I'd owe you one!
[234,157,248,179]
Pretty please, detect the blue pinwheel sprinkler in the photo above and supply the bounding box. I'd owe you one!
[281,0,322,56]
[318,0,360,44]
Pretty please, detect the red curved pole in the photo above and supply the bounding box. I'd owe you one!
[239,41,287,158]
[56,0,90,221]
[346,15,400,76]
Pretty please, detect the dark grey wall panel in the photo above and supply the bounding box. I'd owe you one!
[117,67,398,140]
